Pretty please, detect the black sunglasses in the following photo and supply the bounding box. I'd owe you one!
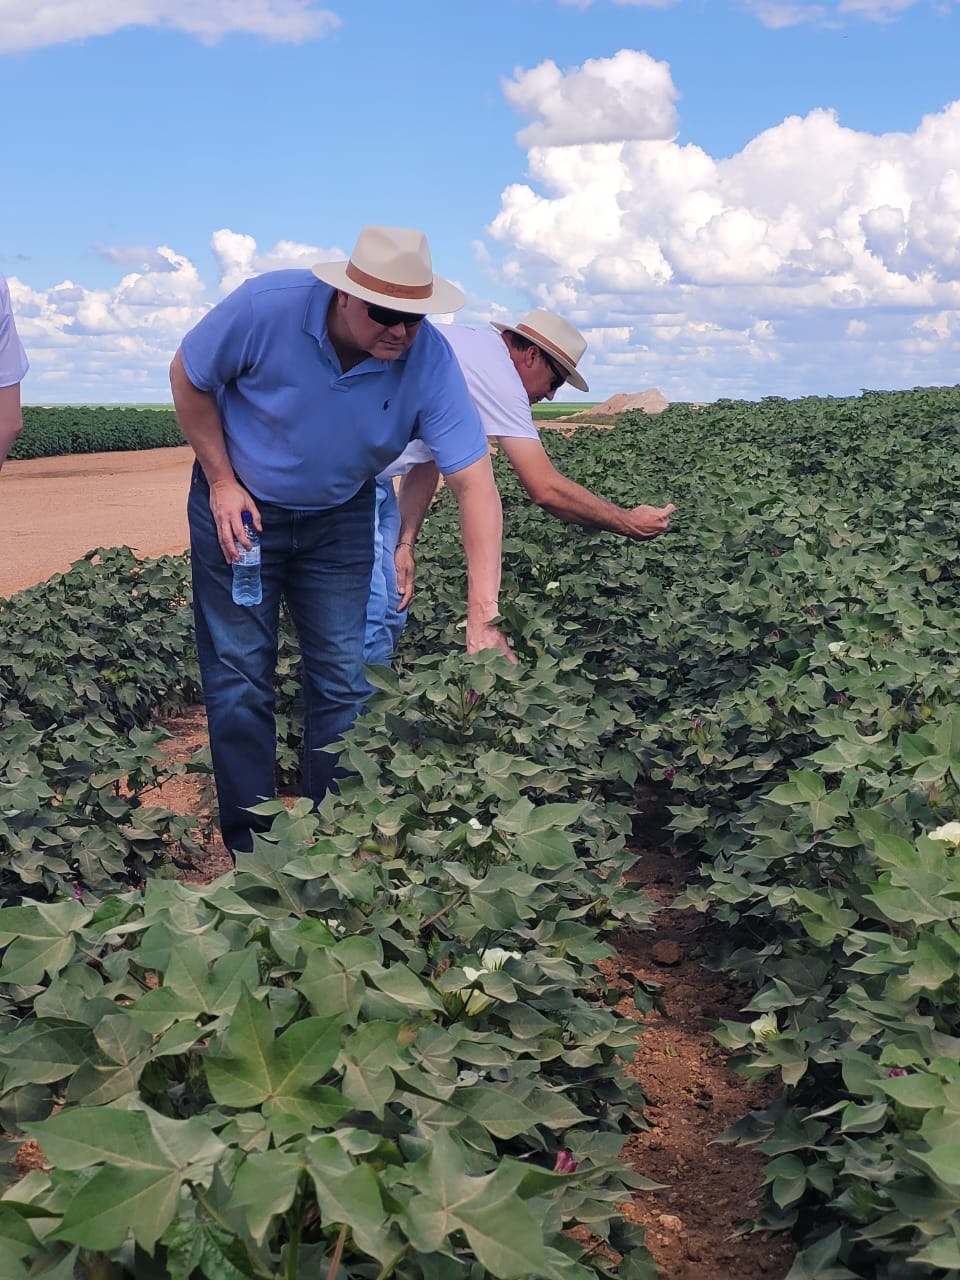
[539,348,566,391]
[365,302,424,329]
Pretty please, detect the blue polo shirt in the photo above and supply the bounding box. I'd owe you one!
[179,270,487,510]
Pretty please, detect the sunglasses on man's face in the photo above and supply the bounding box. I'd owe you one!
[539,348,566,392]
[365,302,424,329]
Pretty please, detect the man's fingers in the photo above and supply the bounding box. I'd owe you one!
[466,625,517,664]
[395,547,415,609]
[210,485,260,562]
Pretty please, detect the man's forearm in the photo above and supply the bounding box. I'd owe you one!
[529,469,637,534]
[397,460,441,544]
[536,474,674,539]
[0,384,23,472]
[444,457,503,621]
[499,437,673,539]
[499,434,634,534]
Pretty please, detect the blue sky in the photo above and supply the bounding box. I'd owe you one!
[3,0,959,404]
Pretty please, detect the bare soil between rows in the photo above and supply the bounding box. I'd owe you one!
[3,449,796,1277]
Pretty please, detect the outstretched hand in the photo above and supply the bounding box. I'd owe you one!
[625,502,676,540]
[465,618,517,664]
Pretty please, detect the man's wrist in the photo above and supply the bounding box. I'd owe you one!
[396,540,416,551]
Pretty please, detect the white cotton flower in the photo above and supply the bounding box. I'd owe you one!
[462,950,520,985]
[545,581,560,593]
[827,642,848,656]
[468,818,483,830]
[461,948,522,1016]
[750,1012,779,1042]
[929,822,960,846]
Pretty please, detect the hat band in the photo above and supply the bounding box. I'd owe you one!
[345,261,433,300]
[515,323,575,370]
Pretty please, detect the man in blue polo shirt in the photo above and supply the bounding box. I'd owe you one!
[170,225,510,855]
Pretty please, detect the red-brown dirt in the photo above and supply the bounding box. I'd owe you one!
[0,445,194,599]
[2,449,796,1278]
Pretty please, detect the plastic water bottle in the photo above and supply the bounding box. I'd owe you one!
[232,513,262,606]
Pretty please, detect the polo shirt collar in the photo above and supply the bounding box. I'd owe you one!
[304,281,334,347]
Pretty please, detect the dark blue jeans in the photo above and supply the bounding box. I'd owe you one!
[188,464,375,854]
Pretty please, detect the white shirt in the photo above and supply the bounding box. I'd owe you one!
[377,326,537,481]
[0,274,29,388]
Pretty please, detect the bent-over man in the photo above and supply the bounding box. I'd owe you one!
[171,225,512,855]
[365,308,675,663]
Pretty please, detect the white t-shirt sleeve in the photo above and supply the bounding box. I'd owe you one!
[443,326,539,441]
[0,275,29,388]
[376,438,434,483]
[376,325,538,480]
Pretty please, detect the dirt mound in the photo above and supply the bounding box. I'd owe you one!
[570,389,670,418]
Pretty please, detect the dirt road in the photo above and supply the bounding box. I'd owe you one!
[0,446,195,598]
[0,428,605,600]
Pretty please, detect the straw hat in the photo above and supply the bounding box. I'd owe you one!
[312,225,465,315]
[491,308,589,392]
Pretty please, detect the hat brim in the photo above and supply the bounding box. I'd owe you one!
[491,321,590,393]
[312,260,466,315]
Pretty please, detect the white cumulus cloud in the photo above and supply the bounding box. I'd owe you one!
[503,50,679,147]
[0,0,341,53]
[741,0,956,25]
[8,232,331,401]
[483,48,960,399]
[210,230,344,295]
[741,2,831,25]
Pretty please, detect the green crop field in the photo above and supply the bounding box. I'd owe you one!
[532,401,599,420]
[2,384,960,1278]
[11,405,184,458]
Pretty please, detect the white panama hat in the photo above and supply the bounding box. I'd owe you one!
[491,308,590,393]
[312,225,466,315]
